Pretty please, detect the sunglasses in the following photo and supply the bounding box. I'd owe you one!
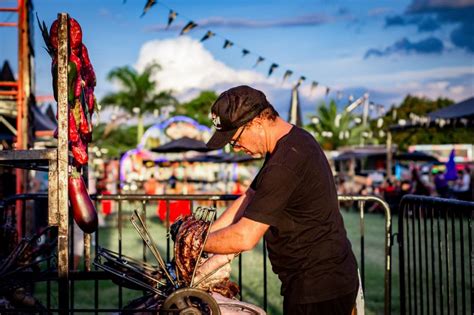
[229,125,246,148]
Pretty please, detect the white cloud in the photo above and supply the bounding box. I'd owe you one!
[448,85,465,95]
[373,78,472,103]
[133,36,328,104]
[135,37,269,100]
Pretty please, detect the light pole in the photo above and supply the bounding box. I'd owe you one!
[345,93,369,145]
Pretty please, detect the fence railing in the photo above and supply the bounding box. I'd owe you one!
[1,193,393,314]
[398,195,474,315]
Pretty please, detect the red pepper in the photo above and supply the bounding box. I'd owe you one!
[68,170,98,234]
[85,87,95,113]
[69,111,80,143]
[49,20,59,52]
[78,100,90,136]
[49,17,82,55]
[69,18,83,57]
[71,138,88,165]
[80,44,96,88]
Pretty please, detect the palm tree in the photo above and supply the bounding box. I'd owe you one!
[306,99,368,150]
[101,63,177,145]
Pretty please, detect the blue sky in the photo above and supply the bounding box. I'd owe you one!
[1,0,473,122]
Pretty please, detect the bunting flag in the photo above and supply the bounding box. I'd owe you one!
[180,21,198,35]
[167,10,177,29]
[296,76,306,87]
[310,81,319,95]
[223,39,234,49]
[140,0,156,17]
[200,30,215,42]
[253,56,265,68]
[268,63,279,77]
[139,1,341,95]
[283,70,293,82]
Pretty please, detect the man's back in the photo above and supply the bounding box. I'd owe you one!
[244,126,358,304]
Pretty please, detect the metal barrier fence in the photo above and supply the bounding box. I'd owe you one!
[1,193,392,314]
[398,195,474,315]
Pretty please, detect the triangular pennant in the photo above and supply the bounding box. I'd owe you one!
[200,30,215,42]
[223,39,234,49]
[268,63,279,77]
[180,21,198,35]
[296,76,306,87]
[140,0,156,17]
[283,70,293,82]
[310,81,319,95]
[167,10,177,29]
[253,56,265,68]
[242,49,250,57]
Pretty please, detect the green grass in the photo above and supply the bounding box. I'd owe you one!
[35,204,396,314]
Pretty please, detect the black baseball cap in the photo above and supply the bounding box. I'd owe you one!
[207,85,271,149]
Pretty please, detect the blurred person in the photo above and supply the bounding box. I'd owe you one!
[232,178,243,195]
[453,166,471,201]
[167,170,178,193]
[204,86,358,315]
[400,180,412,197]
[144,173,158,195]
[381,178,400,213]
[433,169,451,198]
[410,168,430,196]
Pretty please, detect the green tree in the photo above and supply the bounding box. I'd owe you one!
[101,63,177,144]
[306,99,368,150]
[373,95,472,150]
[91,123,139,158]
[173,91,218,127]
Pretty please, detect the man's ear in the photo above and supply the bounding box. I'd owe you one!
[252,116,264,127]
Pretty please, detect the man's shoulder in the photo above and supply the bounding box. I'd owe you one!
[268,127,322,174]
[276,127,320,158]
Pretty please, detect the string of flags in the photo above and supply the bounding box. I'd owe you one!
[138,0,348,100]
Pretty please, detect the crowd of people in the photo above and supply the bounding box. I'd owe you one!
[337,164,472,213]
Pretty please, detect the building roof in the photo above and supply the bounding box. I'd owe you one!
[428,97,474,119]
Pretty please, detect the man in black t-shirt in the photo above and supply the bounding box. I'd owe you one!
[204,85,358,315]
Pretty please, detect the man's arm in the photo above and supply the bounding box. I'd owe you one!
[210,188,255,232]
[204,217,269,254]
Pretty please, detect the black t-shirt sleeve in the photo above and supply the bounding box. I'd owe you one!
[244,164,300,227]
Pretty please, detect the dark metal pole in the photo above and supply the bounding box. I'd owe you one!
[398,203,406,315]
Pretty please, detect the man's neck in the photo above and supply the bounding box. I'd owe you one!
[265,117,293,153]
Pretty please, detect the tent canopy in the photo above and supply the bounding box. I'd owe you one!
[390,96,474,131]
[151,137,213,153]
[428,97,474,119]
[394,151,438,162]
[33,104,57,131]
